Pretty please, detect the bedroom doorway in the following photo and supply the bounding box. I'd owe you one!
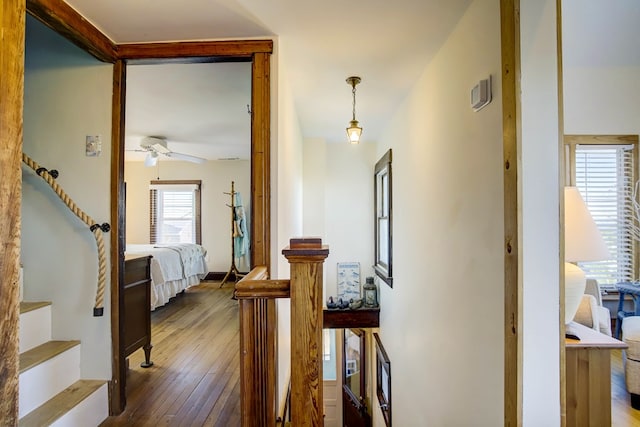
[111,44,272,414]
[123,61,252,283]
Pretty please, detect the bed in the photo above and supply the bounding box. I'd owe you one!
[125,243,208,310]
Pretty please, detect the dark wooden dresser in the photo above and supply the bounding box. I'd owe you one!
[122,255,153,368]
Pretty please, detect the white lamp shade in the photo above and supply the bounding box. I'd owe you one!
[564,186,610,262]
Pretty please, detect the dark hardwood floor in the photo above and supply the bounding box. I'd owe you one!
[101,281,240,427]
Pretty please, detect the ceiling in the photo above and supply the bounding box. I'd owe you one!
[125,62,252,161]
[61,0,474,161]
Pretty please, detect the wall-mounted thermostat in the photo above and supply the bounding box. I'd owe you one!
[471,76,492,112]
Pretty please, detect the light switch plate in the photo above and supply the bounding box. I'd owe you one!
[86,135,102,157]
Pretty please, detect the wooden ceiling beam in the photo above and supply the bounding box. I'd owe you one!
[117,40,273,60]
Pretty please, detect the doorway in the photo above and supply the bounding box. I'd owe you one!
[342,328,371,427]
[111,46,272,414]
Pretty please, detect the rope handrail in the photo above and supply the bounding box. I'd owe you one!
[22,152,109,316]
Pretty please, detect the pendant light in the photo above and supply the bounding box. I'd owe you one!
[346,76,362,144]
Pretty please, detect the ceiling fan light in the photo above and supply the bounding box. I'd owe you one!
[346,120,362,144]
[144,152,158,167]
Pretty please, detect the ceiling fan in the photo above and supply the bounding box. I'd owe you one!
[134,136,207,167]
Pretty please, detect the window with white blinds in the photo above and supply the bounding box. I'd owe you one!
[574,145,635,289]
[149,181,201,245]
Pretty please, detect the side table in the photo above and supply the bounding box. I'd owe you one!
[565,322,627,427]
[615,282,640,338]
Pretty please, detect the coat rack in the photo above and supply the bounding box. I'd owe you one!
[220,181,244,287]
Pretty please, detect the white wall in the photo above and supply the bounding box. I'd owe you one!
[124,160,250,272]
[271,38,306,413]
[302,140,376,299]
[373,0,504,425]
[520,0,561,425]
[562,0,640,135]
[22,16,113,379]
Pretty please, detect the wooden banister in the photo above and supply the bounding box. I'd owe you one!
[236,238,329,427]
[234,266,290,299]
[235,266,290,427]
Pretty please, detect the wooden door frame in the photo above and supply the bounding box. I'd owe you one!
[24,0,272,415]
[500,1,522,425]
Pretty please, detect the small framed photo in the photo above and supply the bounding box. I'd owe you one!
[374,333,391,426]
[337,262,360,301]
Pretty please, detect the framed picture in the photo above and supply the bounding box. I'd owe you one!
[374,333,391,426]
[374,149,393,287]
[337,262,361,301]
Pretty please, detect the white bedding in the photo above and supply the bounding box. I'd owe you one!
[126,243,208,310]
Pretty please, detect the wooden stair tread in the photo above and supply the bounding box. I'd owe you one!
[19,340,80,373]
[18,379,105,427]
[20,301,51,314]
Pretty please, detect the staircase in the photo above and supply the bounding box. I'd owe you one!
[18,301,108,426]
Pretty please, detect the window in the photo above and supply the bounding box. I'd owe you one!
[322,329,336,380]
[150,180,201,245]
[565,135,639,289]
[374,149,393,287]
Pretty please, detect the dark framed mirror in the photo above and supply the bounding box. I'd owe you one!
[374,149,393,287]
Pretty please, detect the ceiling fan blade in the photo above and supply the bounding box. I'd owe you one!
[144,152,158,167]
[165,152,207,164]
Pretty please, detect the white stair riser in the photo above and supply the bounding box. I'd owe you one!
[19,306,52,353]
[50,383,109,427]
[19,345,81,418]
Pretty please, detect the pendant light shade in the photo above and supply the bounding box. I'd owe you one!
[346,76,362,144]
[347,120,362,144]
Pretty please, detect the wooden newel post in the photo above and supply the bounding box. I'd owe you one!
[282,238,329,426]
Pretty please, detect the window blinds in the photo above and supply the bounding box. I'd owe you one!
[575,144,635,288]
[149,182,201,245]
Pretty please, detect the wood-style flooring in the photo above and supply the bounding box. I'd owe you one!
[100,281,240,427]
[612,349,640,426]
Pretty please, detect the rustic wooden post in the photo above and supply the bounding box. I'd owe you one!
[282,238,329,426]
[0,0,25,424]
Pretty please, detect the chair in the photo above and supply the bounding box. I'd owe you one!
[573,278,612,336]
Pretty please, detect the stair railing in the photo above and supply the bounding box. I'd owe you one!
[22,152,110,316]
[235,238,329,427]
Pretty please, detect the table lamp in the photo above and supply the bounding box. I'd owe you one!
[564,186,610,325]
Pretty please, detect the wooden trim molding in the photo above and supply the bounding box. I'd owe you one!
[251,52,271,268]
[500,0,522,425]
[0,0,26,423]
[110,59,127,415]
[563,134,639,146]
[26,0,117,62]
[117,40,273,60]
